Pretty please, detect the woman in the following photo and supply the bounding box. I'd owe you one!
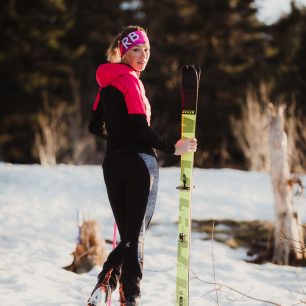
[87,25,197,306]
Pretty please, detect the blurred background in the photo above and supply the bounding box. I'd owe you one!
[0,0,305,171]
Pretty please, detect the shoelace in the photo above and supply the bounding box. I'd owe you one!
[119,283,126,305]
[101,269,113,287]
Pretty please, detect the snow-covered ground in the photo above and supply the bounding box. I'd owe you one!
[0,163,306,306]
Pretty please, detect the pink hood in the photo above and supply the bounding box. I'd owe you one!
[92,63,150,124]
[96,63,139,87]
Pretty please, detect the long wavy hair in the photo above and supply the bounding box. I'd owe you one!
[106,25,147,63]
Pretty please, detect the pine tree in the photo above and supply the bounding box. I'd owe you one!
[134,0,273,167]
[0,0,129,163]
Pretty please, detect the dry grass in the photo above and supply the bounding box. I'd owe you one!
[192,219,274,264]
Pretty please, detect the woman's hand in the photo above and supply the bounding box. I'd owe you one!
[174,138,197,155]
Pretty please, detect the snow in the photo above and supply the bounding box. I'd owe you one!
[256,0,306,24]
[0,163,306,306]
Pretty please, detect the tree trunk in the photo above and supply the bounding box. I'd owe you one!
[269,104,304,265]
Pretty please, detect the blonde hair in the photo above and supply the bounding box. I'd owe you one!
[106,25,147,63]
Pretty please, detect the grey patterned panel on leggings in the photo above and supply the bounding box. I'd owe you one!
[137,153,159,264]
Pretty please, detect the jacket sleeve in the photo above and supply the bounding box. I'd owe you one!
[88,89,107,139]
[128,114,175,154]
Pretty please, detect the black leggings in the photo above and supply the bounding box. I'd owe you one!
[101,153,159,297]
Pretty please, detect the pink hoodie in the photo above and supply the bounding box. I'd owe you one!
[92,63,151,124]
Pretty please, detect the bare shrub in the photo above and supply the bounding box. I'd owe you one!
[34,92,67,165]
[34,68,101,165]
[63,217,107,274]
[230,85,270,171]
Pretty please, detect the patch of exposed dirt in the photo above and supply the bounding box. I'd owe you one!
[192,219,275,264]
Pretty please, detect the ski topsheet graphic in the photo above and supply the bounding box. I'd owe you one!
[176,65,201,306]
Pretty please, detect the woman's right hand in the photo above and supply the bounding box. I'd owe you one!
[174,138,197,155]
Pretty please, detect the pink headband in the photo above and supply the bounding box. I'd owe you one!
[119,30,149,56]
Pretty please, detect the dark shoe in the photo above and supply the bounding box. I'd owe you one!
[119,283,140,306]
[87,269,113,306]
[126,297,140,306]
[120,298,140,306]
[87,285,111,306]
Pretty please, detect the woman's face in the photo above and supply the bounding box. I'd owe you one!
[121,43,150,72]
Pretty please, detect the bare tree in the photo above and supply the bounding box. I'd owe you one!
[34,91,67,165]
[230,84,270,171]
[268,104,304,265]
[34,68,102,165]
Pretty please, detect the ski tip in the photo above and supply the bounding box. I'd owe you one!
[182,64,194,70]
[193,64,201,75]
[181,64,201,79]
[181,64,201,70]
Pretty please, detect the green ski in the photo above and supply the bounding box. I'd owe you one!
[176,65,201,306]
